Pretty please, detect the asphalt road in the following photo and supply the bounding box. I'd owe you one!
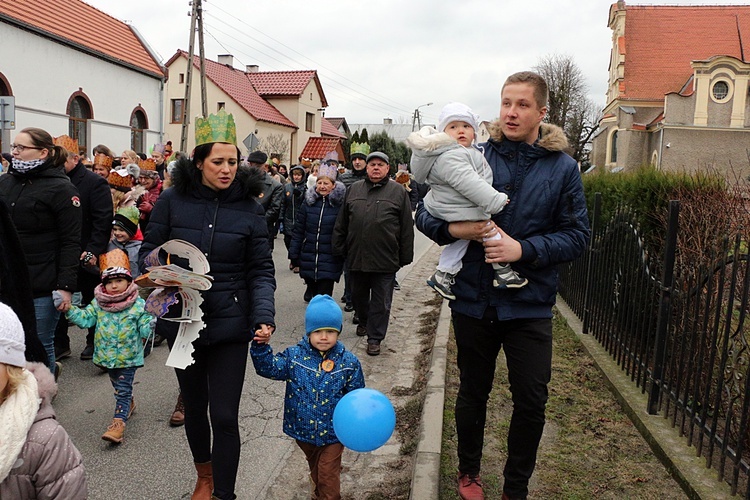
[54,227,434,500]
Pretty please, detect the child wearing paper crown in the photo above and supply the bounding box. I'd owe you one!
[0,302,88,498]
[406,102,528,301]
[251,294,364,500]
[65,249,154,444]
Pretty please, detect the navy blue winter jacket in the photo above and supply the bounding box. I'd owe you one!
[139,157,276,345]
[416,122,590,320]
[288,181,346,282]
[250,335,365,446]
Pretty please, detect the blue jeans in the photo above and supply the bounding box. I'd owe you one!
[33,296,60,373]
[109,367,137,421]
[452,311,553,499]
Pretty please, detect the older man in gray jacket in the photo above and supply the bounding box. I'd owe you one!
[332,152,414,356]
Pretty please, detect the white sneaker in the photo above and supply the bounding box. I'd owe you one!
[493,265,528,289]
[427,270,456,300]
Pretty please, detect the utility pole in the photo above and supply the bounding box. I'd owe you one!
[179,0,199,153]
[411,102,433,131]
[197,0,208,119]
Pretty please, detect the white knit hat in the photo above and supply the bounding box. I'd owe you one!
[438,102,480,135]
[0,302,26,368]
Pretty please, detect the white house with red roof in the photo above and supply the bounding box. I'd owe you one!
[0,0,166,156]
[164,51,344,163]
[591,1,750,179]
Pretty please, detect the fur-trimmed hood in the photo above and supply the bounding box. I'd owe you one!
[304,180,346,206]
[486,121,569,152]
[25,362,57,413]
[169,156,266,200]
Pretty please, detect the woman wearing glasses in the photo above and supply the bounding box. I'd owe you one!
[0,127,82,375]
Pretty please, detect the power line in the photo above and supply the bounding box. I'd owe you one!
[201,20,411,118]
[204,5,413,115]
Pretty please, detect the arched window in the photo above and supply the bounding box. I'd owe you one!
[130,107,148,154]
[67,93,92,155]
[609,130,618,164]
[0,72,11,153]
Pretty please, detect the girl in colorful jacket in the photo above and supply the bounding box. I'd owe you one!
[0,302,87,498]
[66,249,153,444]
[251,294,364,499]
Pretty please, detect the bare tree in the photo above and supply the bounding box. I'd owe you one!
[257,133,289,163]
[534,54,601,165]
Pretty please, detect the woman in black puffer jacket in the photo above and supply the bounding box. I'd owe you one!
[0,128,81,374]
[139,143,275,500]
[288,165,345,302]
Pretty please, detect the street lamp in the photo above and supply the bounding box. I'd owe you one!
[412,102,433,131]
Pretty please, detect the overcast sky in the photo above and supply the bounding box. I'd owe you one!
[88,0,749,126]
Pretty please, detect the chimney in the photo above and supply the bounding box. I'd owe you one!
[246,64,260,73]
[217,54,234,67]
[383,118,393,125]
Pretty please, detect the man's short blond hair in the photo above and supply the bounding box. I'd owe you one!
[502,71,549,109]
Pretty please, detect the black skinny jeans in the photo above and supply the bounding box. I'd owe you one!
[167,330,249,500]
[452,310,552,499]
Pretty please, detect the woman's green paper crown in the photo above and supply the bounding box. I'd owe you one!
[195,109,237,146]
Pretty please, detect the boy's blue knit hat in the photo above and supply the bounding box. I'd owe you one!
[305,294,342,335]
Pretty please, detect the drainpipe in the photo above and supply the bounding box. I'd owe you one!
[657,125,664,170]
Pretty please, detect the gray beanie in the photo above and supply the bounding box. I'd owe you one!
[438,102,480,135]
[0,302,26,368]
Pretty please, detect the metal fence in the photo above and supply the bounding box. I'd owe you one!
[559,193,750,497]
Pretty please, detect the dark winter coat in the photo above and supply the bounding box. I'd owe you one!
[280,176,306,237]
[66,161,113,257]
[0,199,46,364]
[253,169,284,227]
[416,122,590,320]
[289,182,346,282]
[250,335,365,446]
[337,167,367,189]
[139,157,276,345]
[0,159,81,295]
[332,178,414,273]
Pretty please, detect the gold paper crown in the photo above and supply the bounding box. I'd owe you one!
[93,153,113,168]
[99,249,130,274]
[53,135,79,155]
[139,158,156,171]
[107,170,132,189]
[350,142,370,156]
[195,109,237,146]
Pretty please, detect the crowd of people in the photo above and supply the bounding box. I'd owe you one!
[0,70,589,500]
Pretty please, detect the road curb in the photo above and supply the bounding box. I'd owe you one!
[410,299,451,499]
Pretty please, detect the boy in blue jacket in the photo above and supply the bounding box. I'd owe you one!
[251,294,364,499]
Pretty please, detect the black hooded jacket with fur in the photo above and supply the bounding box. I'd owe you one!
[139,157,276,344]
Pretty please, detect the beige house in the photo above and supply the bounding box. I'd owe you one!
[164,52,338,162]
[591,2,750,179]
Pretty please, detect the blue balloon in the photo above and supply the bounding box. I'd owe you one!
[333,388,396,452]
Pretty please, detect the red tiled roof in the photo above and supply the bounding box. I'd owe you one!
[321,118,346,138]
[0,0,164,78]
[248,70,328,107]
[621,5,750,100]
[299,137,342,160]
[326,117,345,130]
[167,51,296,129]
